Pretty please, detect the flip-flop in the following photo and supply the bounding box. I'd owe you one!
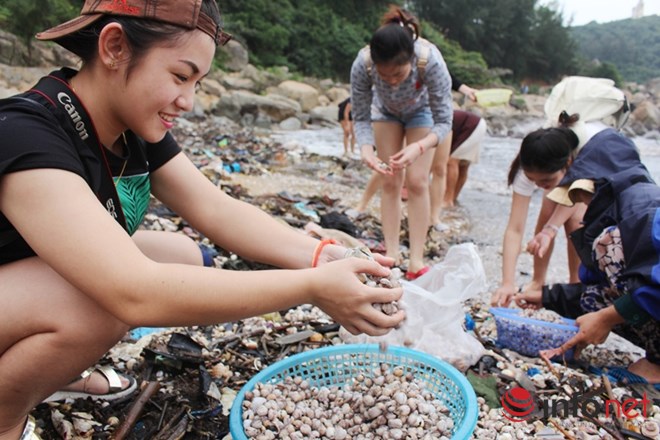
[405,266,430,281]
[433,223,450,233]
[43,365,138,403]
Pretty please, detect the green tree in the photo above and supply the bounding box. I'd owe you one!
[525,5,577,81]
[571,16,660,83]
[0,0,77,52]
[412,0,486,49]
[286,1,368,80]
[578,61,624,87]
[222,0,395,80]
[421,21,491,85]
[223,0,295,67]
[410,0,576,81]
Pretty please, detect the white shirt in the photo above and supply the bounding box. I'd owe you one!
[511,121,610,196]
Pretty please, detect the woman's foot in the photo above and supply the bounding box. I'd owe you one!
[43,366,137,403]
[62,369,130,394]
[405,266,430,281]
[628,358,660,383]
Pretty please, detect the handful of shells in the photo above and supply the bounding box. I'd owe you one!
[241,363,454,440]
[518,308,566,324]
[344,247,401,316]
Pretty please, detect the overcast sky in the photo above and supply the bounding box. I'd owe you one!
[541,0,660,25]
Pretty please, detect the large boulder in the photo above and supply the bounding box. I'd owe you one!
[219,74,257,92]
[632,101,660,130]
[0,64,52,92]
[0,30,78,68]
[272,80,319,112]
[219,39,248,72]
[193,91,221,116]
[203,78,226,96]
[326,87,350,103]
[309,105,339,126]
[215,90,301,124]
[0,30,31,66]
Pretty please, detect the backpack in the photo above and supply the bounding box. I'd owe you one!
[360,37,433,83]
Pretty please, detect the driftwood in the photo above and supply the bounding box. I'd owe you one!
[113,381,161,440]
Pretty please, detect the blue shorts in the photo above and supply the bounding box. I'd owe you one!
[372,107,433,129]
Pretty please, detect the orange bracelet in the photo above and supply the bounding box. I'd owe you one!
[311,239,337,268]
[417,142,424,155]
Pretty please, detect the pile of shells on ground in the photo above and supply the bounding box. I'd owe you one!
[31,124,660,439]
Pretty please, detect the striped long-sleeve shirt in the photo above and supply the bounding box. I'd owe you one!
[350,39,453,148]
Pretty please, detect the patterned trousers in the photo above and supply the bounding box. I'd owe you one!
[580,226,659,363]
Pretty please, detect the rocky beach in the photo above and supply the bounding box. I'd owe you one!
[2,32,660,439]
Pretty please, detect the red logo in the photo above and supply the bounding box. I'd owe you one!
[100,0,141,15]
[501,384,649,422]
[501,387,535,422]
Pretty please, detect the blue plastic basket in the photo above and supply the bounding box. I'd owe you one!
[490,307,578,357]
[229,344,478,439]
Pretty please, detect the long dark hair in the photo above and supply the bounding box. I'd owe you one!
[507,124,580,186]
[59,0,221,74]
[369,5,419,66]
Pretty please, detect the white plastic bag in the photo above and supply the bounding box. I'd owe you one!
[340,243,487,371]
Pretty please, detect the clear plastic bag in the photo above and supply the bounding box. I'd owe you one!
[340,243,487,371]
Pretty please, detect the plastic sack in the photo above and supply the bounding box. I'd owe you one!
[339,243,487,371]
[544,76,629,129]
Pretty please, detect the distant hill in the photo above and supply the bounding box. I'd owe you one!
[570,15,660,83]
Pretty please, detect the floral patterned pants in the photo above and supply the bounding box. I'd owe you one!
[580,226,659,363]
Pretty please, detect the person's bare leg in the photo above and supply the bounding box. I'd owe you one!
[405,127,434,274]
[58,230,204,396]
[430,132,452,225]
[443,158,460,208]
[0,231,206,439]
[453,161,470,204]
[405,163,433,272]
[341,120,351,156]
[373,122,405,263]
[0,258,130,439]
[349,122,356,154]
[356,172,383,213]
[133,230,204,266]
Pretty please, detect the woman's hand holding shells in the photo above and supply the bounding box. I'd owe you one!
[310,257,405,336]
[315,243,395,268]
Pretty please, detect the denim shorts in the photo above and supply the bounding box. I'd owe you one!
[372,106,433,129]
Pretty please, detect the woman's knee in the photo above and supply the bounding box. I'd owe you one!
[381,175,404,193]
[0,259,129,354]
[405,175,429,196]
[55,312,128,350]
[133,230,204,266]
[431,158,448,177]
